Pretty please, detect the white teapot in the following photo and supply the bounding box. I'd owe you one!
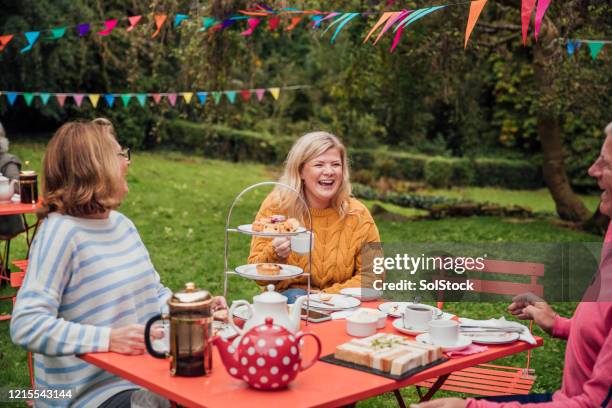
[228,284,307,335]
[0,173,18,203]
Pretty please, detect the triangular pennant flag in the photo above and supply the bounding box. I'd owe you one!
[77,23,90,36]
[364,12,394,43]
[521,0,536,45]
[182,92,193,104]
[104,94,115,107]
[255,88,265,101]
[390,24,405,52]
[73,94,85,107]
[23,93,34,107]
[241,89,251,102]
[285,17,303,31]
[316,12,341,29]
[152,94,162,104]
[20,31,40,53]
[127,16,142,32]
[174,14,188,28]
[0,34,14,51]
[269,17,281,31]
[167,93,177,106]
[240,18,261,36]
[198,17,217,32]
[534,0,551,40]
[268,88,280,100]
[588,42,605,60]
[373,11,407,45]
[212,92,222,104]
[225,91,237,104]
[56,94,67,107]
[98,19,118,36]
[88,94,100,108]
[39,93,51,105]
[120,94,132,107]
[322,13,353,37]
[48,27,67,40]
[152,15,167,38]
[567,40,575,55]
[136,94,147,106]
[465,0,488,48]
[104,94,115,108]
[311,15,325,28]
[6,92,18,106]
[330,13,360,44]
[197,92,207,104]
[396,6,447,32]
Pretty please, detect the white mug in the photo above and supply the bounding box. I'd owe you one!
[428,320,459,346]
[402,305,433,331]
[291,231,314,254]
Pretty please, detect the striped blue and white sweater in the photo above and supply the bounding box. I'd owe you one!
[10,211,172,407]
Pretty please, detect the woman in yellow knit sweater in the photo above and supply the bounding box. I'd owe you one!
[248,131,381,303]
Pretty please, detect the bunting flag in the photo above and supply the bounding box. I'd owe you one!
[241,89,251,102]
[330,13,360,44]
[49,28,67,40]
[0,34,13,51]
[152,93,162,104]
[23,93,34,106]
[73,94,85,107]
[7,92,17,106]
[20,31,40,53]
[127,16,142,32]
[268,88,280,100]
[199,17,217,32]
[56,94,67,107]
[182,92,193,103]
[373,11,408,45]
[77,23,90,36]
[268,17,281,31]
[534,0,551,40]
[98,19,118,36]
[255,88,266,101]
[174,14,188,28]
[565,39,610,60]
[364,12,395,43]
[120,94,132,107]
[521,0,536,45]
[588,42,605,60]
[465,0,488,48]
[197,92,207,104]
[104,94,115,107]
[285,17,302,31]
[167,93,177,106]
[212,92,222,104]
[225,91,237,104]
[136,94,147,106]
[240,18,261,36]
[152,15,167,38]
[88,94,100,107]
[40,93,51,105]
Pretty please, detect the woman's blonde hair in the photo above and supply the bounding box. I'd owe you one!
[275,131,352,223]
[40,119,124,218]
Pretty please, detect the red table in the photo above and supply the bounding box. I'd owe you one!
[82,306,543,408]
[0,201,40,281]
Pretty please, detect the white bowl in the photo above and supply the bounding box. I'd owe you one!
[346,313,378,337]
[353,308,386,329]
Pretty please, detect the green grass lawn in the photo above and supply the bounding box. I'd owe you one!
[0,142,601,406]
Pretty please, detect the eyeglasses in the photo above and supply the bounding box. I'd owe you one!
[118,147,131,161]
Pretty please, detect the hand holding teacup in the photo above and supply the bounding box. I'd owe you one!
[272,236,291,258]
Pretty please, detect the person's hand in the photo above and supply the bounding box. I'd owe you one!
[272,236,291,258]
[109,324,151,355]
[411,397,468,408]
[508,293,557,335]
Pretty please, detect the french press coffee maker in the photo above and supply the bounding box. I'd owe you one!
[145,282,214,377]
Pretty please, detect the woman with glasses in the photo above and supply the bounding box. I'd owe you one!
[10,119,226,408]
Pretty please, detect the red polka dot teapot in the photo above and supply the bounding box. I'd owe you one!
[213,317,321,390]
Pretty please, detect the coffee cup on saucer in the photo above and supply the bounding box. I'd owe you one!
[402,305,433,331]
[291,231,314,254]
[428,320,459,346]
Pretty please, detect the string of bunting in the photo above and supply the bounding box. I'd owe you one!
[564,38,611,60]
[0,1,558,55]
[0,85,309,109]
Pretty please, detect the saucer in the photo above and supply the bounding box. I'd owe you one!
[415,333,472,351]
[391,318,427,336]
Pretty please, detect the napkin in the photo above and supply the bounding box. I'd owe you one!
[459,317,536,345]
[446,344,488,358]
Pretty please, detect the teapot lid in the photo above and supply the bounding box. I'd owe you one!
[168,282,212,309]
[254,284,287,304]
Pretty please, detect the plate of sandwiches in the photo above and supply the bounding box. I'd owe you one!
[321,333,446,380]
[235,263,303,281]
[238,215,305,236]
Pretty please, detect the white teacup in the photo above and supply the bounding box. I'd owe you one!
[428,320,459,346]
[402,305,433,331]
[291,231,314,254]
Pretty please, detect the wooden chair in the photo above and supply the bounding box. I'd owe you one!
[414,259,543,400]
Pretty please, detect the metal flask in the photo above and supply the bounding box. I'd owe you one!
[145,282,214,376]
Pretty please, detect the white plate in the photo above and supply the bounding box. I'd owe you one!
[340,288,382,301]
[237,224,306,237]
[234,263,303,281]
[232,304,251,321]
[416,333,472,351]
[461,331,520,344]
[305,294,361,311]
[392,318,427,336]
[213,321,239,339]
[378,302,443,318]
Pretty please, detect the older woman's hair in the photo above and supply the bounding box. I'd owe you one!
[0,122,8,154]
[275,131,352,222]
[40,120,123,218]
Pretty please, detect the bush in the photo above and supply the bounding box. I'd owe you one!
[473,158,542,189]
[451,158,476,186]
[424,159,454,188]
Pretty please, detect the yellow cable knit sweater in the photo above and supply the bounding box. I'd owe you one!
[248,195,381,293]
